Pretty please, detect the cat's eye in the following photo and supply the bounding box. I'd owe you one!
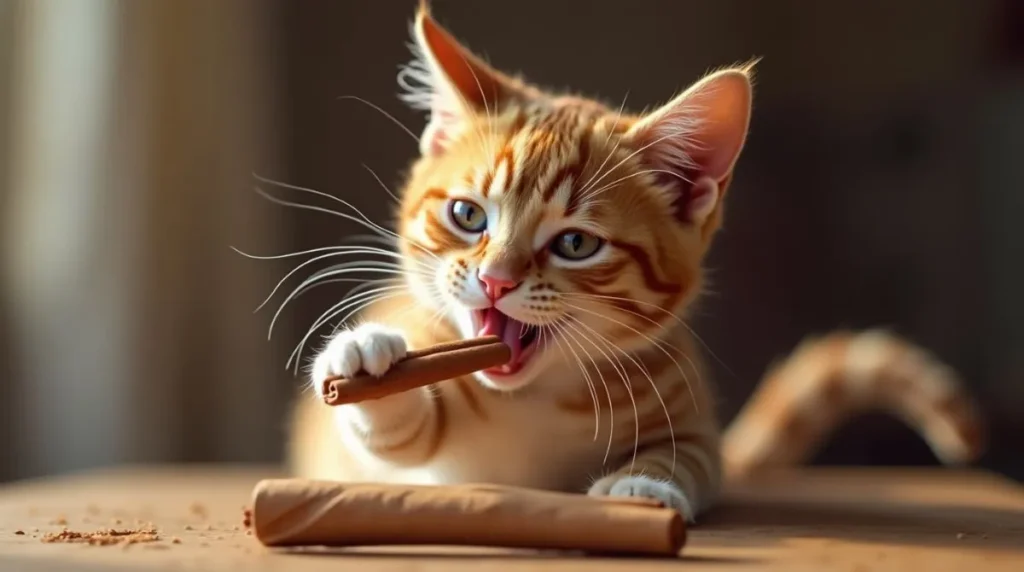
[449,200,487,233]
[551,230,603,260]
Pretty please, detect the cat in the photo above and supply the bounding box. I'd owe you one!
[286,3,983,522]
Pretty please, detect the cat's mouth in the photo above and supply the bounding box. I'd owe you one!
[473,307,540,377]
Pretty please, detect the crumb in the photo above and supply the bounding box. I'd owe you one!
[205,524,213,531]
[15,530,25,536]
[171,537,182,544]
[245,530,252,536]
[215,535,223,540]
[200,542,209,548]
[232,525,240,531]
[189,503,208,520]
[32,528,39,533]
[114,519,122,525]
[184,525,193,531]
[242,508,252,529]
[41,527,160,546]
[51,516,68,526]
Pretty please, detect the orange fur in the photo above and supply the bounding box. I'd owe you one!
[285,4,983,522]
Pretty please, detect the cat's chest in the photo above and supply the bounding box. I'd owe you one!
[425,386,614,491]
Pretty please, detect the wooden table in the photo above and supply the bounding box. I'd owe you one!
[1,465,1022,571]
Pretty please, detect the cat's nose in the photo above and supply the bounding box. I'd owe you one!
[478,270,520,300]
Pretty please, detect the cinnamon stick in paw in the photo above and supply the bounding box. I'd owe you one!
[250,480,686,556]
[321,336,511,406]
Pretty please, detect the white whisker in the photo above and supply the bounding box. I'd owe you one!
[336,94,421,144]
[565,302,697,420]
[562,315,644,473]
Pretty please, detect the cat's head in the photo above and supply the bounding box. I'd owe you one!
[396,5,753,392]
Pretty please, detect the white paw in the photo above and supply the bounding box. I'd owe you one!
[311,323,408,397]
[588,475,695,522]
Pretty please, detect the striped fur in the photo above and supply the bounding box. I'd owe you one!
[285,4,984,523]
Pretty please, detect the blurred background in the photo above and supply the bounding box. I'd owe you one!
[1,0,1021,484]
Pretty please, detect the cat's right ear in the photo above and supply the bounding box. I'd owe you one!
[399,4,526,157]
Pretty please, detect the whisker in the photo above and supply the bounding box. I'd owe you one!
[550,320,602,441]
[336,94,420,144]
[546,320,600,439]
[456,50,496,160]
[559,318,621,465]
[564,301,697,417]
[360,163,403,205]
[576,127,698,199]
[287,287,408,372]
[562,315,642,472]
[257,247,428,314]
[251,174,440,262]
[578,95,630,196]
[564,291,730,383]
[564,313,673,477]
[270,269,411,340]
[580,168,691,202]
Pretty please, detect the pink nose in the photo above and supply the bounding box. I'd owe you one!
[478,270,519,300]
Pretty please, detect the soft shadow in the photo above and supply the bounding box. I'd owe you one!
[271,545,761,566]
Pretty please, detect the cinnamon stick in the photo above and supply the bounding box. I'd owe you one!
[250,480,686,556]
[321,336,511,406]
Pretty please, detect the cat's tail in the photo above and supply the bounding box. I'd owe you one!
[720,329,984,481]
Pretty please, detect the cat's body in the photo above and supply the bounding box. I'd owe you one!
[286,4,982,522]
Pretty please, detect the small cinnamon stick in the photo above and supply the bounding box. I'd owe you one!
[321,336,511,406]
[250,480,685,556]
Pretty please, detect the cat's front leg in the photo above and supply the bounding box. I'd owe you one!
[587,435,722,523]
[311,323,438,465]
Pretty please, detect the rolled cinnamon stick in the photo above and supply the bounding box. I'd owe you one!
[322,336,511,406]
[250,480,685,556]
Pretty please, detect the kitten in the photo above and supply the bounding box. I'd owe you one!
[286,4,982,522]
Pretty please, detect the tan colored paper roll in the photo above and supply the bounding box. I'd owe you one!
[250,479,686,556]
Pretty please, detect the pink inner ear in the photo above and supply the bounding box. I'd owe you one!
[629,70,752,223]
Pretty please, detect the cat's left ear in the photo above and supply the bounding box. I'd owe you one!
[626,65,754,225]
[401,4,531,157]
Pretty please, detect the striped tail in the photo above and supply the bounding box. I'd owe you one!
[721,329,984,481]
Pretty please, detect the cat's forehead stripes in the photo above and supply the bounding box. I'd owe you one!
[471,105,601,217]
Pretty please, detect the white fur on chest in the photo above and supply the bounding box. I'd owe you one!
[337,386,609,493]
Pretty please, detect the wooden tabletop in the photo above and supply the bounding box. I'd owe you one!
[1,465,1022,571]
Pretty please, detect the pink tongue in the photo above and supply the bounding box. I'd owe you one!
[479,308,523,363]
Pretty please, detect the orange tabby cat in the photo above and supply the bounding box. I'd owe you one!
[287,4,982,521]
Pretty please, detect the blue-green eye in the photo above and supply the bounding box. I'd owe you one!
[450,200,487,232]
[551,230,603,260]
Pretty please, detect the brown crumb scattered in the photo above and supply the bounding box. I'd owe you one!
[171,537,182,544]
[242,508,252,529]
[114,519,122,525]
[41,527,159,547]
[51,516,68,526]
[184,525,193,531]
[189,502,208,520]
[15,530,25,536]
[215,535,224,540]
[205,524,213,531]
[245,530,252,536]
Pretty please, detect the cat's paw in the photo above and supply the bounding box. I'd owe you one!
[588,475,695,522]
[310,323,408,397]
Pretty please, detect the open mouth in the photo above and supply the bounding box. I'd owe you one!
[473,308,540,376]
